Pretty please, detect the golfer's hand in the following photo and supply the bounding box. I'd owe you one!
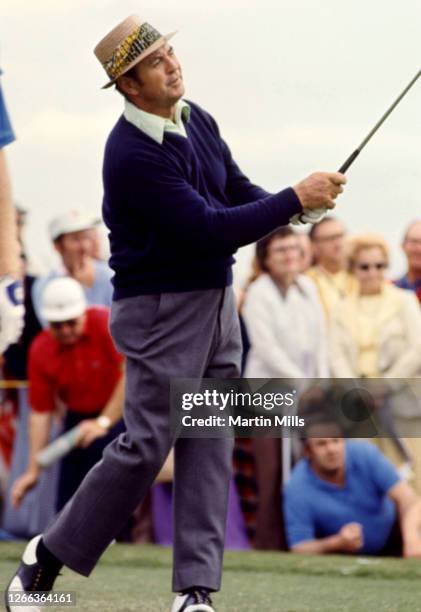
[337,522,363,552]
[290,207,328,226]
[11,470,39,508]
[76,419,108,448]
[293,172,346,211]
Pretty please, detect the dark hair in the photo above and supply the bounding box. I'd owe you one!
[308,216,338,241]
[115,66,141,99]
[255,227,295,272]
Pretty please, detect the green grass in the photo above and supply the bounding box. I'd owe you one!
[2,542,421,611]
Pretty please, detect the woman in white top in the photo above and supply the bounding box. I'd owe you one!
[243,228,328,380]
[241,227,328,549]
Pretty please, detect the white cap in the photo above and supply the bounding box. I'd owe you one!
[40,277,87,322]
[48,210,99,241]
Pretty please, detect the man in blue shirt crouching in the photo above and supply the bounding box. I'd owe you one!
[284,422,421,557]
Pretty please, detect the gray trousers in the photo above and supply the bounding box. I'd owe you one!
[44,287,241,592]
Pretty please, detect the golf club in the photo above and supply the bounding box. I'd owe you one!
[338,69,421,173]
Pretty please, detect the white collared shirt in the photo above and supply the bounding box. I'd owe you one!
[124,98,191,144]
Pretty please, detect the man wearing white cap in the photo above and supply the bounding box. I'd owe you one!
[31,210,113,327]
[6,14,346,612]
[0,67,24,355]
[10,277,125,512]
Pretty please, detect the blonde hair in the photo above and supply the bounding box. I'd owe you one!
[346,233,390,271]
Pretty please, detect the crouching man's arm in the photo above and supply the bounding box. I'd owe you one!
[11,411,53,507]
[388,480,421,558]
[76,362,125,449]
[291,522,363,555]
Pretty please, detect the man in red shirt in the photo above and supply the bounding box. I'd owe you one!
[11,277,125,511]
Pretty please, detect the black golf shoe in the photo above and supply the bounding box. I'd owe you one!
[4,535,60,612]
[171,588,215,612]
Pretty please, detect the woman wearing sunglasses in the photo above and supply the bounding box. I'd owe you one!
[329,233,421,486]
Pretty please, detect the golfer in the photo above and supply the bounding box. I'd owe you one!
[6,15,346,612]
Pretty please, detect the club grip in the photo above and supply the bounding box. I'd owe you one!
[338,149,360,174]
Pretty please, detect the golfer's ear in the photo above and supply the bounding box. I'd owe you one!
[116,75,139,97]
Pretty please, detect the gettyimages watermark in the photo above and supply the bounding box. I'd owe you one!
[170,378,421,438]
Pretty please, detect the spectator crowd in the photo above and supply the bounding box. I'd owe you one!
[2,206,421,558]
[2,65,421,560]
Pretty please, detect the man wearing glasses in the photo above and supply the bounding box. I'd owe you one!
[307,217,358,318]
[10,277,125,512]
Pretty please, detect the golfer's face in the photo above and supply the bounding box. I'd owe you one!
[353,247,387,295]
[134,43,184,108]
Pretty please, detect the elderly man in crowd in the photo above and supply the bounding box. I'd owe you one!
[6,14,347,612]
[284,419,421,557]
[32,210,113,326]
[395,219,421,304]
[11,277,125,512]
[307,217,357,318]
[0,68,24,355]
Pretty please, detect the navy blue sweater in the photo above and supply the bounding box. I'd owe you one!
[102,101,302,299]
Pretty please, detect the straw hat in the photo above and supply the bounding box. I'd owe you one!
[94,15,177,89]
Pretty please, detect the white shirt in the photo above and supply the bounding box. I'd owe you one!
[242,273,329,378]
[124,98,191,144]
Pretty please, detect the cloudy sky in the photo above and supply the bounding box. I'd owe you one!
[1,0,420,283]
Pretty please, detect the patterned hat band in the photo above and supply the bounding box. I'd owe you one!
[103,22,162,79]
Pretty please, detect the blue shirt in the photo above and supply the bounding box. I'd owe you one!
[0,70,15,148]
[102,101,302,299]
[284,441,400,554]
[395,275,421,304]
[32,260,113,327]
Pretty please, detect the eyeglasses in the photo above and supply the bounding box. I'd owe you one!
[50,319,79,330]
[269,245,300,255]
[314,232,345,243]
[355,262,387,271]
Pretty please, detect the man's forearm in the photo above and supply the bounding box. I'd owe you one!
[292,535,344,555]
[400,498,421,546]
[0,150,20,278]
[27,412,53,473]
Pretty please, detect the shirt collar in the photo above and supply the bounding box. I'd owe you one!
[124,99,191,144]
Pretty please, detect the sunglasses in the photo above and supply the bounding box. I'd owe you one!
[355,262,387,271]
[50,319,79,330]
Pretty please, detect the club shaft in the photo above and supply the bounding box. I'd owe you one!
[338,70,421,173]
